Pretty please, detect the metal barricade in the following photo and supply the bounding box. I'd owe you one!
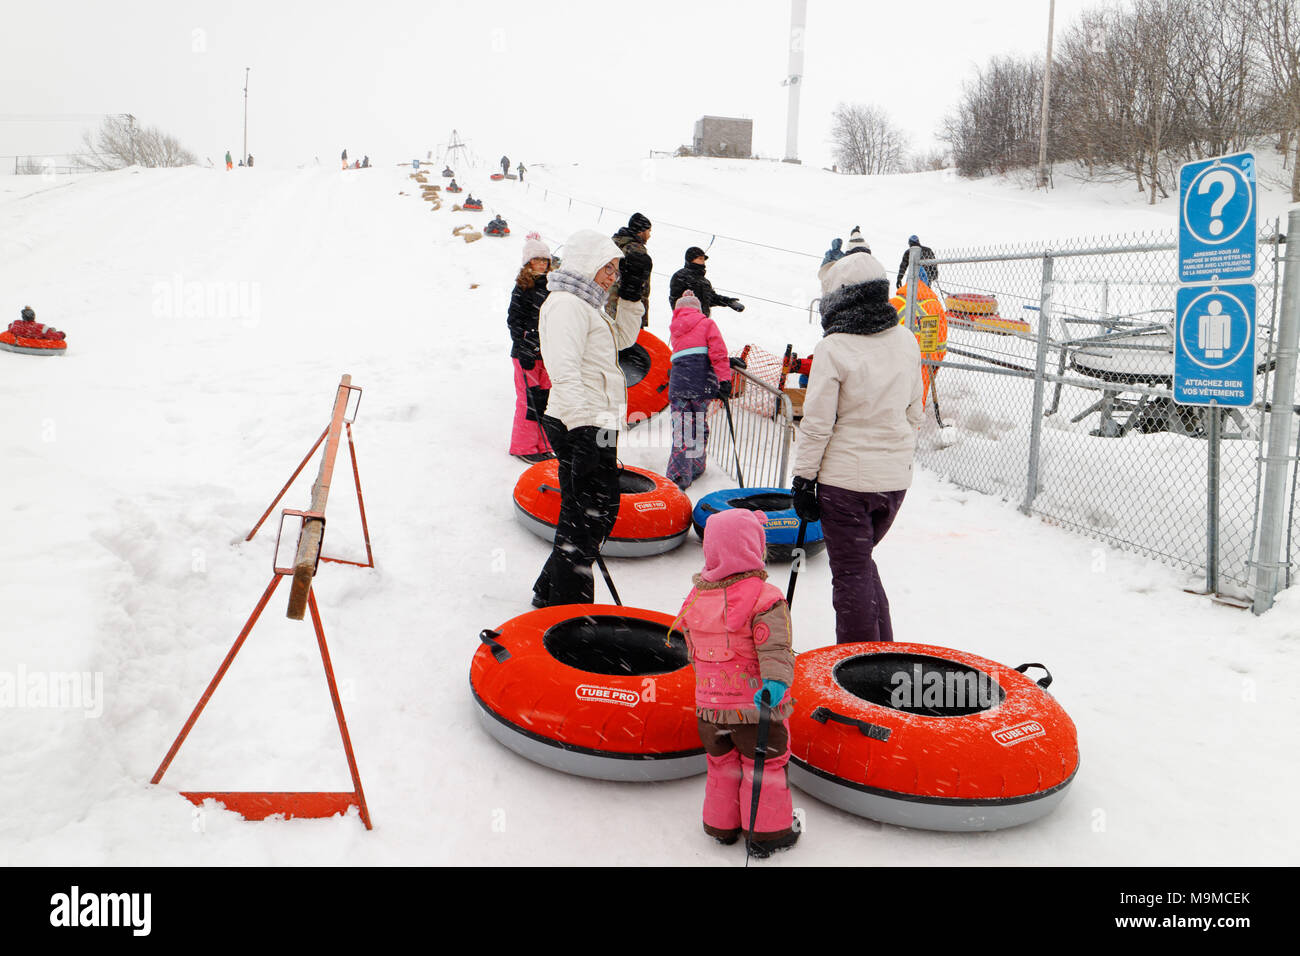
[705,367,795,488]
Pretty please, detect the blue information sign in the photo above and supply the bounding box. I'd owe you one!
[1178,152,1256,284]
[1173,284,1256,407]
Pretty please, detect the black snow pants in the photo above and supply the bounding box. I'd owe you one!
[532,418,620,606]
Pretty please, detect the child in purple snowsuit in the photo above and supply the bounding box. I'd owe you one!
[667,290,731,490]
[673,508,798,856]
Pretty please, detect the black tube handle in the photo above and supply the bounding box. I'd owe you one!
[810,706,892,741]
[699,502,719,514]
[1015,662,1053,689]
[539,484,561,495]
[479,629,510,662]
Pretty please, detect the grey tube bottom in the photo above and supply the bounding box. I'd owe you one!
[788,760,1074,832]
[474,698,706,782]
[514,506,688,557]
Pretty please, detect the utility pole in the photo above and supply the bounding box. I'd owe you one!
[1036,0,1056,189]
[783,0,807,164]
[127,113,136,165]
[242,67,250,164]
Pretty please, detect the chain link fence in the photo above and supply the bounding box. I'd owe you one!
[904,222,1293,602]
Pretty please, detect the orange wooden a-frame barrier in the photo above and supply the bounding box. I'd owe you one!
[151,375,375,829]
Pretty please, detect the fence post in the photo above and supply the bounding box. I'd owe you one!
[1021,252,1055,515]
[1206,404,1220,593]
[1253,210,1300,614]
[904,246,920,332]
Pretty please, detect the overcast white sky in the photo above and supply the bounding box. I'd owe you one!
[1,0,1100,170]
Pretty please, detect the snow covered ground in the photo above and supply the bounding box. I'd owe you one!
[1,156,1297,865]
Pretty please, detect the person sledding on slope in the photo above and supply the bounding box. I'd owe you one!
[666,290,732,491]
[6,306,66,341]
[507,235,555,463]
[673,507,798,857]
[668,247,744,317]
[895,234,939,291]
[605,212,653,329]
[225,150,233,171]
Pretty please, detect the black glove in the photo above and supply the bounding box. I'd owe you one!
[728,356,748,371]
[718,380,732,399]
[517,354,537,371]
[791,476,821,522]
[524,385,549,422]
[729,299,745,313]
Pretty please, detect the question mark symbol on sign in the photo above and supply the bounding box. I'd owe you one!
[1197,169,1236,237]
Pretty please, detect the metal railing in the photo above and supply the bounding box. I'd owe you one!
[705,367,795,488]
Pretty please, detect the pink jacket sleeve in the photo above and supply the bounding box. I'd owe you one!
[706,318,731,384]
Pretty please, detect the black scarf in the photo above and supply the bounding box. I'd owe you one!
[820,278,898,337]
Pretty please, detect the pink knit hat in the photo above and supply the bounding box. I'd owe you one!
[675,289,703,313]
[701,508,768,582]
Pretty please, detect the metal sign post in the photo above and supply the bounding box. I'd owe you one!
[1175,152,1257,600]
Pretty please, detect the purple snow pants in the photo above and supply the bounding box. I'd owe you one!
[817,484,907,645]
[666,396,711,488]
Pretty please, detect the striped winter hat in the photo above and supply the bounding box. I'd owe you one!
[844,225,870,253]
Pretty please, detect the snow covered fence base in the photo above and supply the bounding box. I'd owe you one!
[150,376,375,828]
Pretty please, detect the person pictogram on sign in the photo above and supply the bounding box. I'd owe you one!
[1198,299,1230,359]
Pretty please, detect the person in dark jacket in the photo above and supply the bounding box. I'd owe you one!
[896,235,939,290]
[668,247,745,317]
[507,234,554,462]
[517,162,526,182]
[501,155,510,176]
[606,212,653,328]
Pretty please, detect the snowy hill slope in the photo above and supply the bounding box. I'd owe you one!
[1,158,1297,865]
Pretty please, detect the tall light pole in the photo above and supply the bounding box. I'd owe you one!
[242,68,250,164]
[783,0,807,164]
[1036,0,1056,189]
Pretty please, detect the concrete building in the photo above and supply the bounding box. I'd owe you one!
[692,116,753,159]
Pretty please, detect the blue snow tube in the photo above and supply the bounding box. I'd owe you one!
[691,488,825,562]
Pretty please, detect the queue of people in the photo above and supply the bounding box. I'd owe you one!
[501,215,930,856]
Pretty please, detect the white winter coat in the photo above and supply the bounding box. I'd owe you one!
[792,325,925,492]
[539,230,643,431]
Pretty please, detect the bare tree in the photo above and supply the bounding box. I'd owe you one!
[903,148,949,173]
[79,115,197,170]
[1255,0,1300,200]
[830,103,909,175]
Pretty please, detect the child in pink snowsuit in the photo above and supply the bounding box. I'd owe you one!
[674,508,798,856]
[666,290,732,489]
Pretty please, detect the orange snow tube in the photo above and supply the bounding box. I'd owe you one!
[620,328,671,424]
[892,281,947,407]
[788,642,1079,831]
[944,293,1031,335]
[0,330,67,356]
[513,460,692,556]
[470,605,705,780]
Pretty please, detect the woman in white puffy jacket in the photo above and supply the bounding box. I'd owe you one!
[790,228,924,644]
[531,229,643,607]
